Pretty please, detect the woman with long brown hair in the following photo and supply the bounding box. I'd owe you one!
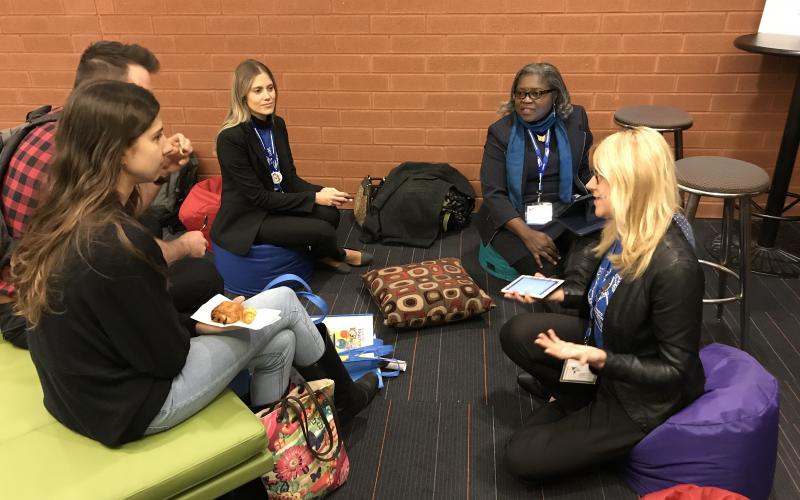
[212,59,372,274]
[12,80,376,447]
[211,59,372,273]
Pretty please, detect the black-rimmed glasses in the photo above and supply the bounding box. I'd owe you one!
[514,89,555,101]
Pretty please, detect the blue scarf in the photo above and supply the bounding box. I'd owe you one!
[505,110,573,213]
[586,213,696,348]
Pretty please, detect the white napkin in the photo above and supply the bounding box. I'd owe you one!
[191,294,281,330]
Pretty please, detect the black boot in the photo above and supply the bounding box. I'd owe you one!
[310,323,379,425]
[517,372,549,400]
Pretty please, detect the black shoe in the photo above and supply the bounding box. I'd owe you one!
[344,248,373,267]
[313,323,379,425]
[517,373,549,400]
[335,371,379,424]
[319,259,352,274]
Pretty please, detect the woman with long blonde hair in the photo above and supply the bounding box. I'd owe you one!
[13,80,376,448]
[498,127,705,481]
[212,59,372,274]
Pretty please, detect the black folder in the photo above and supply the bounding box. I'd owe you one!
[555,195,605,236]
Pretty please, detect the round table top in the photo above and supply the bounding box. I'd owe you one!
[734,33,800,57]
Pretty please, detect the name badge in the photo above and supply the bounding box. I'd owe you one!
[559,359,597,384]
[526,202,553,226]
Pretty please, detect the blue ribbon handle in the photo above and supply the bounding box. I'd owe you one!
[263,273,329,324]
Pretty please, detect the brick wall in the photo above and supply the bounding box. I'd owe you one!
[1,0,798,216]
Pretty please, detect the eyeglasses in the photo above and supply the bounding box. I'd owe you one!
[514,89,555,101]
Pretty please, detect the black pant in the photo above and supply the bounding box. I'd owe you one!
[167,256,224,313]
[510,230,580,277]
[0,256,223,349]
[499,312,646,482]
[0,301,28,349]
[254,205,344,260]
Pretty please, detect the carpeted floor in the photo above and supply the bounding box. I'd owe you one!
[228,211,800,499]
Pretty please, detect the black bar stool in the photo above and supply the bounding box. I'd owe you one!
[676,156,770,351]
[614,105,693,159]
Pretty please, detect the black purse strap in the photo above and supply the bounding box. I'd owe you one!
[272,381,343,462]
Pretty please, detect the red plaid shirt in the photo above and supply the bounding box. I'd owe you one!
[0,114,58,296]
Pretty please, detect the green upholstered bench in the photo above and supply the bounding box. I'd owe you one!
[0,339,272,499]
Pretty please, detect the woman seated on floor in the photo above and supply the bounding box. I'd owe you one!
[474,62,596,279]
[211,59,371,274]
[499,127,705,481]
[12,80,377,448]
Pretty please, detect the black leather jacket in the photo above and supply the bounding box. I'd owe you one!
[562,223,706,432]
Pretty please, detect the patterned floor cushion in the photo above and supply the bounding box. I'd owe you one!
[362,258,494,328]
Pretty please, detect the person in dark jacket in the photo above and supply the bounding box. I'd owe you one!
[475,62,595,279]
[212,59,371,274]
[499,127,705,481]
[12,81,377,448]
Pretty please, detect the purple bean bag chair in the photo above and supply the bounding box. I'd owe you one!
[624,343,779,500]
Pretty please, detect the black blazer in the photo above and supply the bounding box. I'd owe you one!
[564,223,706,432]
[474,105,593,242]
[211,116,321,256]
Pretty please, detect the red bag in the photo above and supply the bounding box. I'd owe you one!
[178,176,222,249]
[642,484,748,500]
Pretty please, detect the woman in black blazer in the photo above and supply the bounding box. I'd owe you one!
[499,127,705,481]
[212,59,371,274]
[475,62,595,278]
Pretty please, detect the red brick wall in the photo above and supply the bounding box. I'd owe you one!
[1,0,797,216]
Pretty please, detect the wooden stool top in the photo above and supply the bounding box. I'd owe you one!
[614,105,693,131]
[676,156,769,196]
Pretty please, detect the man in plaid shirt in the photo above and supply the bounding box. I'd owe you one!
[0,41,221,348]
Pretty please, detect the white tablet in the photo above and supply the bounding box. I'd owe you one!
[500,275,565,299]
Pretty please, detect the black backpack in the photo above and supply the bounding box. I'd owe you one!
[145,153,199,235]
[0,105,61,268]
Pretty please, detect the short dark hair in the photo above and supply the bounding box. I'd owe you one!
[73,41,160,89]
[499,62,573,120]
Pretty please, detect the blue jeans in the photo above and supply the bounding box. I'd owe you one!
[144,287,325,435]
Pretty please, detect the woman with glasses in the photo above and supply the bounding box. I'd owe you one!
[212,59,372,274]
[475,63,596,281]
[499,128,704,481]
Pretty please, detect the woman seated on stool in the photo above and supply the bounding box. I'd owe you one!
[499,127,705,481]
[12,81,377,448]
[475,62,595,278]
[212,59,371,274]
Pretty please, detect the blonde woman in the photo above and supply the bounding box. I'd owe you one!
[499,127,705,481]
[212,59,371,274]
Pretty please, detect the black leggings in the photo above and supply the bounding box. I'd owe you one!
[499,312,646,481]
[254,205,344,260]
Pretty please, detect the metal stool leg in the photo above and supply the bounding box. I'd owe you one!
[674,128,684,160]
[684,193,701,224]
[739,196,752,351]
[716,199,734,320]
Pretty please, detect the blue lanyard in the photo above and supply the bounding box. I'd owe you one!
[252,123,282,192]
[527,129,551,202]
[585,241,622,348]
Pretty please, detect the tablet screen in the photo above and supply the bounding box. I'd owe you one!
[501,276,564,298]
